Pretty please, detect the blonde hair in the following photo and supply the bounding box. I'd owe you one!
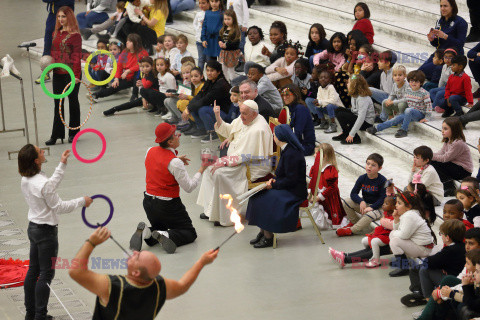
[318,143,338,171]
[181,61,195,72]
[348,74,371,97]
[392,64,407,76]
[151,0,169,17]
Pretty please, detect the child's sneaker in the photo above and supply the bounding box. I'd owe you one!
[329,247,345,268]
[434,106,445,113]
[366,126,377,135]
[365,260,380,268]
[324,123,337,133]
[336,227,353,237]
[394,129,408,138]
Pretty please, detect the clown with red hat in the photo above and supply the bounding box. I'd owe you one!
[129,123,209,254]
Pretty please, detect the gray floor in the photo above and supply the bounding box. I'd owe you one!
[0,2,421,319]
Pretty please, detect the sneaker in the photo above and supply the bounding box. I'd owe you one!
[319,120,329,130]
[366,126,377,135]
[344,222,354,228]
[441,109,454,118]
[313,118,322,128]
[365,260,380,268]
[129,222,145,251]
[395,129,408,138]
[176,120,190,128]
[332,132,347,141]
[191,129,207,138]
[151,231,177,254]
[336,227,353,237]
[412,310,424,320]
[435,106,445,113]
[161,111,173,120]
[154,111,163,117]
[35,72,50,85]
[201,133,219,143]
[165,118,180,125]
[180,124,194,133]
[80,28,93,41]
[329,247,345,268]
[324,123,337,133]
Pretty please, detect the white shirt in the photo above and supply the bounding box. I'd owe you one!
[193,11,206,43]
[158,72,177,93]
[145,148,202,200]
[21,163,85,226]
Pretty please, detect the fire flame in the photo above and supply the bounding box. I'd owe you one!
[220,194,244,233]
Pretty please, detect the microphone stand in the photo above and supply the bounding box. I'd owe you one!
[24,45,49,155]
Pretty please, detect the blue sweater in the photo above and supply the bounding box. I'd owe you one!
[201,10,223,57]
[350,173,387,210]
[430,15,468,55]
[272,144,308,200]
[43,0,74,14]
[468,42,480,64]
[287,103,316,156]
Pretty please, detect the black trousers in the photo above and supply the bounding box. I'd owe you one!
[344,246,391,264]
[335,107,372,137]
[460,101,480,126]
[118,19,157,50]
[468,0,480,34]
[143,194,197,247]
[51,73,80,139]
[430,160,472,182]
[114,97,142,112]
[140,88,166,110]
[95,78,134,98]
[24,222,58,320]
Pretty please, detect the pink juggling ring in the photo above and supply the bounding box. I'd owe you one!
[72,128,106,163]
[82,194,114,228]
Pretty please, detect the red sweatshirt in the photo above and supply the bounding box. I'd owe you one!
[445,72,473,104]
[51,30,82,79]
[353,19,374,44]
[115,49,149,81]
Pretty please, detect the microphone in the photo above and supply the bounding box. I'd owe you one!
[18,42,37,48]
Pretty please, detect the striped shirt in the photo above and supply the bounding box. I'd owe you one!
[405,87,432,117]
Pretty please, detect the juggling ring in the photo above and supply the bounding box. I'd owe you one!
[58,80,94,130]
[84,49,117,86]
[71,128,106,163]
[82,194,114,229]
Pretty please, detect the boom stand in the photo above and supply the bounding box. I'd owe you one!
[0,63,30,159]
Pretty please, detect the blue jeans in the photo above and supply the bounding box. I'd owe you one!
[370,87,389,105]
[318,104,338,119]
[442,95,467,113]
[376,107,425,132]
[171,0,195,14]
[305,97,320,117]
[430,87,446,108]
[192,106,227,131]
[196,42,207,72]
[76,11,109,29]
[24,222,58,320]
[423,81,438,91]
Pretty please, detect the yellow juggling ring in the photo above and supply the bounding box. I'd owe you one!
[84,49,117,86]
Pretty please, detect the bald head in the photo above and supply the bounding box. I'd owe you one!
[128,251,161,283]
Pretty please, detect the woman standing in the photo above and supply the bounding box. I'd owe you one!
[18,144,92,320]
[419,0,467,80]
[46,6,82,146]
[247,124,308,248]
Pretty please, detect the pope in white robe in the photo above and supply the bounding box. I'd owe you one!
[197,100,273,226]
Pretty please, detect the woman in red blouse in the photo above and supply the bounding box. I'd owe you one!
[352,2,374,45]
[46,6,82,145]
[92,33,148,101]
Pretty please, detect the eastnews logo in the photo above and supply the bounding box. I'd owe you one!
[51,257,128,270]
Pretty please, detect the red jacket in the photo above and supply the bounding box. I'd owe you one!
[116,49,149,81]
[353,19,374,44]
[145,147,180,198]
[51,30,82,79]
[445,72,473,104]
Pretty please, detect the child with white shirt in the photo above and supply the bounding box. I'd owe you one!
[193,0,210,72]
[409,146,444,205]
[170,34,192,77]
[379,64,409,121]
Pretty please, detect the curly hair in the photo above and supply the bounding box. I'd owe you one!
[347,74,371,97]
[270,21,287,40]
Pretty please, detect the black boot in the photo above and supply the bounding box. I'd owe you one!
[332,132,348,141]
[389,254,409,277]
[443,180,456,197]
[103,107,117,116]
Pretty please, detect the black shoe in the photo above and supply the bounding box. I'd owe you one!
[183,127,198,136]
[442,109,454,118]
[80,28,92,41]
[332,132,347,141]
[253,236,273,248]
[130,94,138,102]
[199,213,209,219]
[235,62,245,73]
[250,232,264,245]
[151,231,177,254]
[148,107,158,113]
[45,138,63,145]
[191,129,207,139]
[394,129,408,138]
[389,268,409,277]
[374,115,384,123]
[453,110,464,117]
[366,126,377,135]
[129,222,145,251]
[214,221,222,227]
[180,124,193,133]
[68,136,75,143]
[103,107,116,116]
[401,292,427,307]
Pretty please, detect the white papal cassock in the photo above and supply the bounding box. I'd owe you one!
[196,114,273,226]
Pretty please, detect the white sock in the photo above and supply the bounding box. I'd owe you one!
[143,227,152,239]
[158,231,169,238]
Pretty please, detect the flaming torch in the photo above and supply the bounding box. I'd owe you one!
[214,194,244,251]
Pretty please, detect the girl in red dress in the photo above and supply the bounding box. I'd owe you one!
[308,143,345,227]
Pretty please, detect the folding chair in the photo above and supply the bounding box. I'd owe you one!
[273,149,325,248]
